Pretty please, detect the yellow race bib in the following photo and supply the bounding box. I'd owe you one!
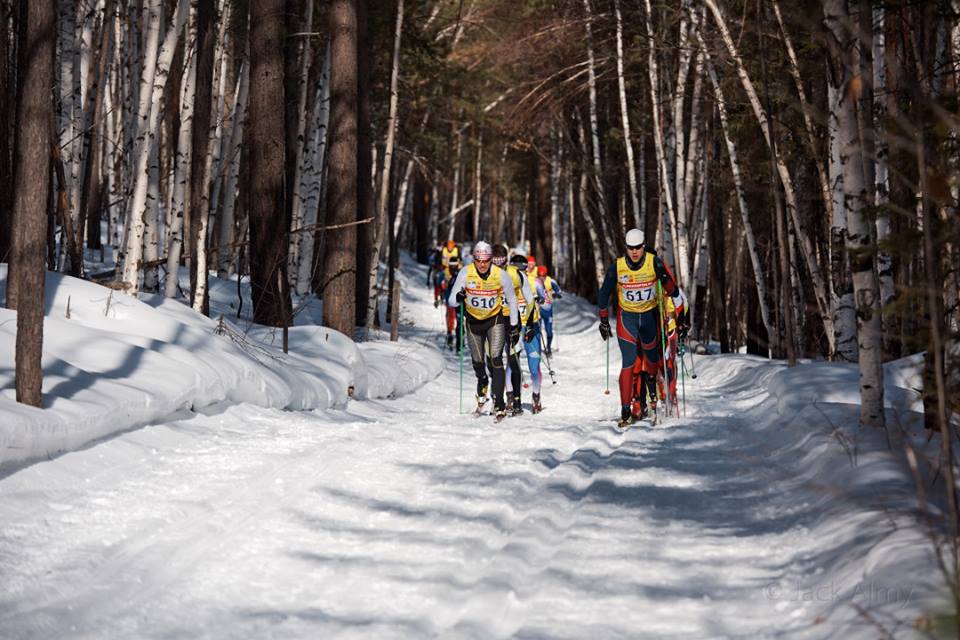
[464,263,505,320]
[616,254,658,313]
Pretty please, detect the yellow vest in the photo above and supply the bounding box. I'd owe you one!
[502,265,538,325]
[463,262,505,320]
[543,275,554,303]
[617,254,658,313]
[442,246,460,277]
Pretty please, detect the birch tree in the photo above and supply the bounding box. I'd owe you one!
[613,0,641,230]
[824,0,885,428]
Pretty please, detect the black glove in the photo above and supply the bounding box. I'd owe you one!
[524,322,538,342]
[455,289,466,304]
[509,324,521,345]
[554,293,562,300]
[599,317,612,341]
[677,308,690,340]
[535,295,545,305]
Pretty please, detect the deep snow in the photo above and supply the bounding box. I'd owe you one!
[0,256,947,639]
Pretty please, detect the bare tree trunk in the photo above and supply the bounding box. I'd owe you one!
[613,0,641,229]
[644,0,677,268]
[12,0,54,407]
[188,0,215,314]
[366,0,404,337]
[583,0,614,261]
[828,81,858,362]
[249,0,290,327]
[323,0,358,335]
[824,0,884,428]
[287,0,315,293]
[295,46,330,292]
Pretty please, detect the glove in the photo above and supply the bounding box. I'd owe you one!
[535,295,545,305]
[554,293,562,300]
[599,317,612,341]
[455,289,466,304]
[524,322,538,342]
[677,308,690,340]
[509,324,521,345]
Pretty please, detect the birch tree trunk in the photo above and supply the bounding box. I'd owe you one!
[188,0,215,313]
[824,0,885,428]
[872,4,895,329]
[703,0,835,354]
[828,81,858,362]
[366,0,404,336]
[644,0,677,262]
[583,0,615,261]
[164,28,196,298]
[447,123,463,241]
[287,0,315,292]
[295,47,330,293]
[472,129,482,239]
[613,0,641,229]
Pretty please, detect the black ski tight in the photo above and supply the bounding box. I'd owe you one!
[466,314,507,410]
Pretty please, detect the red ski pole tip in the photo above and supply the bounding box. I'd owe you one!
[603,390,610,395]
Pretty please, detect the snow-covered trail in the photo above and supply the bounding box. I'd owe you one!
[0,265,916,639]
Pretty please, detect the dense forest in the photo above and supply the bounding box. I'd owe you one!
[0,0,957,434]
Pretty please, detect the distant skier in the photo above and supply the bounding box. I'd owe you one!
[447,241,519,421]
[426,246,442,288]
[536,264,562,356]
[442,255,463,350]
[597,229,686,428]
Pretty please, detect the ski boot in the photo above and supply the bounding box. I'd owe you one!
[531,393,542,414]
[474,384,490,416]
[446,333,454,350]
[631,397,648,420]
[494,404,509,423]
[617,404,634,429]
[510,394,524,416]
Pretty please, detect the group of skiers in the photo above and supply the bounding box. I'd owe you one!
[426,227,688,428]
[427,240,563,422]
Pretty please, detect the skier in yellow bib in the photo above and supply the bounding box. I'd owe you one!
[597,229,688,427]
[447,241,520,421]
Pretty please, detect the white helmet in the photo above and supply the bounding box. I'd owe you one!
[625,228,644,247]
[473,241,493,260]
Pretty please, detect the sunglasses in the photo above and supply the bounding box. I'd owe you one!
[626,244,644,251]
[475,258,491,264]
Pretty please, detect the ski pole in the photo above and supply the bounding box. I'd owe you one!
[538,319,557,384]
[679,349,687,416]
[657,282,671,418]
[459,302,464,414]
[604,333,610,395]
[689,342,698,379]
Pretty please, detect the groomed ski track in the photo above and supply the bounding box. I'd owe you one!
[0,260,920,639]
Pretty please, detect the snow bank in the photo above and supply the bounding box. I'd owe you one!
[690,352,942,633]
[0,266,442,475]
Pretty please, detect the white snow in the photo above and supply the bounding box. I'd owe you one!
[0,256,948,638]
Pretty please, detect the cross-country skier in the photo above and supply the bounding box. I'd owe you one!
[500,250,544,415]
[441,255,463,350]
[447,241,519,421]
[597,228,686,428]
[536,264,563,356]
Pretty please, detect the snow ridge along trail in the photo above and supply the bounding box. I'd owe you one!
[0,260,929,639]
